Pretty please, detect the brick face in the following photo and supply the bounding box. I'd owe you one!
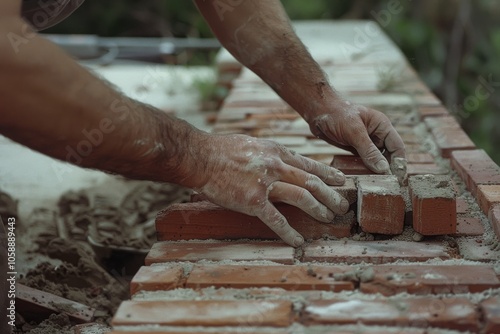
[451,149,500,196]
[331,155,374,175]
[357,176,405,235]
[480,297,500,334]
[185,264,354,291]
[430,126,476,158]
[488,204,500,240]
[409,175,457,235]
[156,201,355,241]
[477,184,500,215]
[113,300,293,327]
[130,265,183,295]
[303,240,450,264]
[145,241,295,265]
[302,297,479,331]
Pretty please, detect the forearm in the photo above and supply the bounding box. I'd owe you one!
[195,0,339,121]
[0,17,201,185]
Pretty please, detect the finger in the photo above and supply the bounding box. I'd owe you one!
[384,128,406,160]
[275,144,345,186]
[269,181,335,223]
[281,149,346,186]
[354,131,391,174]
[256,201,304,247]
[280,166,349,214]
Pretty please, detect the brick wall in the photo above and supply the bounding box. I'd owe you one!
[108,21,500,334]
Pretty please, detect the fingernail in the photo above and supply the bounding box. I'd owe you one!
[375,160,390,173]
[341,199,349,213]
[334,173,345,184]
[294,235,304,247]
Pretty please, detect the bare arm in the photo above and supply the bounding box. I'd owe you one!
[0,1,349,247]
[195,0,406,173]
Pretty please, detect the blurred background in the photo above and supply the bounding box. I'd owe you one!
[45,0,500,163]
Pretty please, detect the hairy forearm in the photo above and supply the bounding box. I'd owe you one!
[195,0,339,121]
[0,17,201,185]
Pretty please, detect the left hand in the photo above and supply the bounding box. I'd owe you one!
[308,98,406,174]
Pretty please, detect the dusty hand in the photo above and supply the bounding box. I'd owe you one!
[308,99,406,174]
[185,133,349,247]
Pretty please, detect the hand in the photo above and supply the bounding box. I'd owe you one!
[185,133,350,247]
[308,99,406,174]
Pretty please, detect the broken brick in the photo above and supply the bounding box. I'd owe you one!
[185,264,354,291]
[303,240,450,264]
[155,202,355,241]
[357,175,405,235]
[130,265,184,295]
[145,241,295,265]
[409,175,456,235]
[112,300,293,327]
[302,297,479,331]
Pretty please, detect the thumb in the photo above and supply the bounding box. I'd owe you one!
[354,132,391,174]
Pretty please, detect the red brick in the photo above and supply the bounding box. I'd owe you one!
[407,153,435,164]
[454,217,484,236]
[130,265,184,295]
[155,202,355,241]
[407,163,446,176]
[302,297,479,331]
[480,297,500,334]
[332,177,357,205]
[450,149,500,196]
[360,265,500,296]
[145,241,295,265]
[357,176,405,235]
[185,264,354,292]
[409,175,457,235]
[456,197,469,214]
[417,106,449,119]
[112,300,293,327]
[303,240,450,264]
[489,205,500,240]
[477,184,500,215]
[400,132,420,144]
[430,126,476,158]
[331,155,374,175]
[424,115,461,129]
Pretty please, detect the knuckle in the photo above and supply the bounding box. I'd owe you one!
[305,175,322,192]
[294,189,312,207]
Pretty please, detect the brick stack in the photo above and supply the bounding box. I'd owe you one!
[109,21,500,334]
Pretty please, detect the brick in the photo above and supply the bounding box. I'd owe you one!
[458,238,500,261]
[16,284,95,323]
[424,115,461,130]
[407,153,435,164]
[357,175,405,235]
[430,126,476,158]
[413,92,442,106]
[302,297,479,331]
[145,241,294,265]
[155,202,355,241]
[112,300,293,327]
[332,177,357,206]
[454,217,484,236]
[450,149,500,196]
[480,297,500,334]
[407,163,447,176]
[477,184,500,215]
[331,155,374,175]
[409,175,457,235]
[488,205,500,241]
[456,197,469,214]
[303,240,450,264]
[185,264,354,291]
[109,332,288,334]
[417,106,449,119]
[360,265,500,296]
[130,265,184,295]
[73,323,109,334]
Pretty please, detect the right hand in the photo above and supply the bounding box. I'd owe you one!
[183,132,349,247]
